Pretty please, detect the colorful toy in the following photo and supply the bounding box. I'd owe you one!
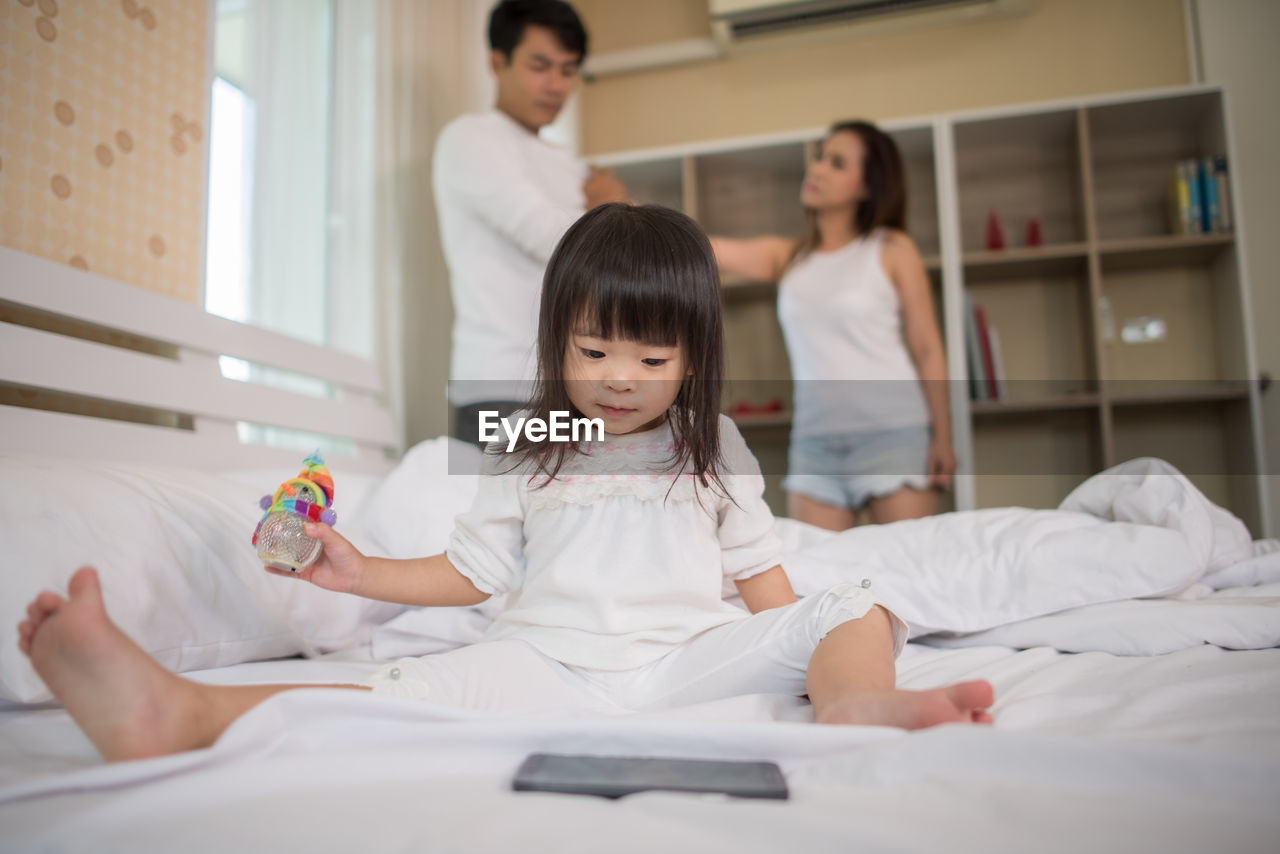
[252,452,336,573]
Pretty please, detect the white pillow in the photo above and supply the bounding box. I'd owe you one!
[345,437,482,560]
[0,454,407,704]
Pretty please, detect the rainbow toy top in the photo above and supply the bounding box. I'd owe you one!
[251,452,337,546]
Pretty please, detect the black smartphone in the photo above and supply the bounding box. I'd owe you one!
[511,752,789,800]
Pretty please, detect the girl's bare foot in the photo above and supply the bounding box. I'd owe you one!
[17,567,210,761]
[815,680,995,729]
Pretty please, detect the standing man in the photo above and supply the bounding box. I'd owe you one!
[434,0,627,446]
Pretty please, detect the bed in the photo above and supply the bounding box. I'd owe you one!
[3,247,1279,853]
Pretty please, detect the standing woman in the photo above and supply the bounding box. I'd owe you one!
[711,120,956,530]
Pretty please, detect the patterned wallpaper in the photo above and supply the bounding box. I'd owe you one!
[0,0,210,302]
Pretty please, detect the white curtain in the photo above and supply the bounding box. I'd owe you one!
[370,0,495,446]
[238,0,334,348]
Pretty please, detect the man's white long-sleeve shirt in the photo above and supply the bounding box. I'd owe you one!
[433,109,586,405]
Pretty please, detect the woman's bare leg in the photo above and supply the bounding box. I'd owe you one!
[787,492,857,532]
[806,605,994,728]
[17,567,366,762]
[865,486,938,524]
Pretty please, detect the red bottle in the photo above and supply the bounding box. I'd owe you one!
[984,209,1005,250]
[1025,216,1044,247]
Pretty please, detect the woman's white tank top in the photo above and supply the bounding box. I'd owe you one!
[777,229,929,437]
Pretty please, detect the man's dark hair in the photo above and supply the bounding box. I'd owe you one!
[488,0,588,62]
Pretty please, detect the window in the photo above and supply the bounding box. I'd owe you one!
[204,0,378,452]
[204,0,374,359]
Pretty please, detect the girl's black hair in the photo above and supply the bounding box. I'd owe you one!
[794,119,907,264]
[507,203,726,489]
[488,0,588,62]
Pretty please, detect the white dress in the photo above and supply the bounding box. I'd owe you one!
[445,414,782,671]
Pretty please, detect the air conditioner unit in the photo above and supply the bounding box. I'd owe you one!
[709,0,1036,47]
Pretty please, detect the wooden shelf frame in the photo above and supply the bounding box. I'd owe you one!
[595,85,1269,534]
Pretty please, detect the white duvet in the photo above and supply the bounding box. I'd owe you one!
[369,456,1280,659]
[3,453,1280,853]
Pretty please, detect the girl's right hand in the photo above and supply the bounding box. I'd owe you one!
[264,523,367,595]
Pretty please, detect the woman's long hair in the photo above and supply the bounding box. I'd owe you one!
[505,203,726,490]
[792,119,907,266]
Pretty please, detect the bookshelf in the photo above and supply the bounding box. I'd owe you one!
[596,85,1268,535]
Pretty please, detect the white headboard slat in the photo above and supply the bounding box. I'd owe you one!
[2,322,395,447]
[0,405,393,472]
[1,247,401,474]
[0,246,380,394]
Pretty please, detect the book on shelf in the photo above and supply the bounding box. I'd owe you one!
[963,295,1004,401]
[963,293,987,401]
[1168,156,1232,235]
[974,304,999,401]
[1186,160,1203,234]
[1198,158,1219,234]
[987,323,1007,401]
[1213,155,1232,232]
[1168,161,1194,235]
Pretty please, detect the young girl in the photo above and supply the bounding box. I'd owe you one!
[18,203,992,763]
[712,121,957,531]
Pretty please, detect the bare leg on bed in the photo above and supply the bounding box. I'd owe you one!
[806,605,995,728]
[17,567,365,761]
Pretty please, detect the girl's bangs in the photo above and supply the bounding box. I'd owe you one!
[569,271,686,347]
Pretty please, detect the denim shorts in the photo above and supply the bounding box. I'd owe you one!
[783,424,931,510]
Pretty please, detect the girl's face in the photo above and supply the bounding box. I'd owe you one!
[800,130,867,211]
[563,332,690,435]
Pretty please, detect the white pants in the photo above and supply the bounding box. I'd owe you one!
[366,583,906,714]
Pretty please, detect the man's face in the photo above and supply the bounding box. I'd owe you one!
[491,24,581,133]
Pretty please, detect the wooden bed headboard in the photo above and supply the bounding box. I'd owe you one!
[0,246,399,474]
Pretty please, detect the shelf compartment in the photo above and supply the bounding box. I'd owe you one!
[1099,260,1245,387]
[963,242,1088,282]
[729,410,793,430]
[971,408,1104,509]
[954,109,1087,253]
[970,391,1100,416]
[611,157,685,213]
[1099,233,1234,273]
[966,271,1098,398]
[1108,381,1250,407]
[695,143,808,238]
[1087,90,1229,241]
[720,279,778,306]
[891,125,941,260]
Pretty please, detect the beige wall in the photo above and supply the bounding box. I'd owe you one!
[1196,0,1280,536]
[0,0,210,301]
[576,0,1191,154]
[392,0,486,446]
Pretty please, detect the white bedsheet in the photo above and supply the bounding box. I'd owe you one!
[2,640,1278,853]
[4,455,1279,852]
